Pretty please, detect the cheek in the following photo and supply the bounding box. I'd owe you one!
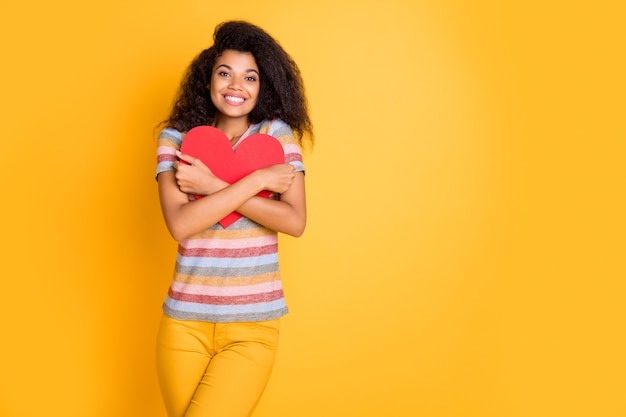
[209,89,220,106]
[250,86,260,104]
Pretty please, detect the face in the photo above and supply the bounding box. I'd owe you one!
[209,50,260,124]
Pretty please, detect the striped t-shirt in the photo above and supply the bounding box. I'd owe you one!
[155,119,305,322]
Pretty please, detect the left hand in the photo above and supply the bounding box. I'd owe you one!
[174,151,225,195]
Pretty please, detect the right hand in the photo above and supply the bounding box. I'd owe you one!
[256,163,296,194]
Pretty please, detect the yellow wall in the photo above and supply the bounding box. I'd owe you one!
[1,1,624,416]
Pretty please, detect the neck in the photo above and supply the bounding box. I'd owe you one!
[214,116,250,143]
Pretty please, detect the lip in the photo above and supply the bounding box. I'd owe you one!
[223,94,246,106]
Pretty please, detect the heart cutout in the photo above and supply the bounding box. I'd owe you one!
[180,125,285,228]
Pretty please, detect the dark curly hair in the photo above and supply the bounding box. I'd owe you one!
[164,20,313,147]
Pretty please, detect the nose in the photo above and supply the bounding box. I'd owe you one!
[228,76,243,90]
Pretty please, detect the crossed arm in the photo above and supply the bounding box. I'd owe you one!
[157,152,306,241]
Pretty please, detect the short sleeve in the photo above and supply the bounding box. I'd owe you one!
[155,128,183,180]
[262,119,305,174]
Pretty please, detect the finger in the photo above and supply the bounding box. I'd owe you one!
[176,151,198,165]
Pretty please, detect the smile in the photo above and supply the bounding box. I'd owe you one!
[224,95,245,104]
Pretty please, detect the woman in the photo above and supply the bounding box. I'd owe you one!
[155,20,313,417]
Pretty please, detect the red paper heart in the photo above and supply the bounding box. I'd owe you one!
[180,125,285,228]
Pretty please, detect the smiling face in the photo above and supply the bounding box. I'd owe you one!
[209,50,260,127]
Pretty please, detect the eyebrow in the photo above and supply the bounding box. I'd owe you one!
[216,64,259,75]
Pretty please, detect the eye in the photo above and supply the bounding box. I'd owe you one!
[218,71,231,78]
[245,76,257,82]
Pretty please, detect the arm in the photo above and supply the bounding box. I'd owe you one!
[158,169,269,241]
[172,152,306,237]
[236,172,306,237]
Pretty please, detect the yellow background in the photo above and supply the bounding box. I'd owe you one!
[1,1,624,416]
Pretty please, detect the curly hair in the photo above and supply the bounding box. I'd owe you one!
[164,21,313,147]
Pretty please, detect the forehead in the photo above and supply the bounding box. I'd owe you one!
[214,50,258,70]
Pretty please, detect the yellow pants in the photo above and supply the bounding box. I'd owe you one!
[156,314,280,417]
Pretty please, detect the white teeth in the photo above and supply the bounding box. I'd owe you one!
[225,95,244,103]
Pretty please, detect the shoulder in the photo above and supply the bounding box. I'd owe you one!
[258,119,297,145]
[158,127,183,146]
[257,120,304,169]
